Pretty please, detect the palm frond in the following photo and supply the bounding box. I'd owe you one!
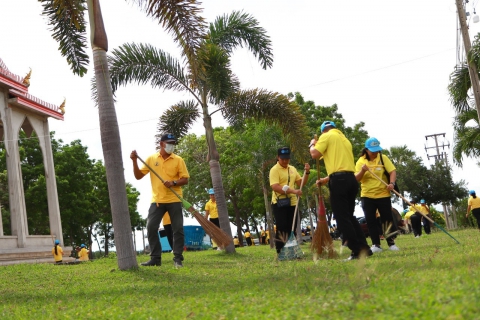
[221,89,310,157]
[130,0,206,56]
[452,108,480,166]
[209,11,273,69]
[39,0,89,76]
[156,100,201,140]
[108,43,190,94]
[197,43,240,104]
[448,64,472,113]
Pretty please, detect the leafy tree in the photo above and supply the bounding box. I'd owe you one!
[108,7,310,253]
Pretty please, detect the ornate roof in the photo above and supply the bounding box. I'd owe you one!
[0,57,64,120]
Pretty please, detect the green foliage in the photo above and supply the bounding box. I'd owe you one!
[2,230,480,318]
[39,0,89,76]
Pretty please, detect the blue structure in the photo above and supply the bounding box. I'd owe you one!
[157,225,210,252]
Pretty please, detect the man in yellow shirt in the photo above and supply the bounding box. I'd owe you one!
[466,190,480,229]
[205,188,220,250]
[310,121,371,260]
[131,133,190,268]
[409,200,429,238]
[260,226,266,244]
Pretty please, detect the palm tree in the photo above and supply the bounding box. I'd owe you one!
[39,0,147,269]
[448,33,480,166]
[107,5,309,253]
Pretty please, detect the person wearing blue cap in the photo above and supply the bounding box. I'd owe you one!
[52,239,64,264]
[310,121,372,260]
[78,244,90,261]
[355,137,400,252]
[205,188,220,250]
[131,133,190,268]
[419,199,432,235]
[466,190,480,229]
[270,147,310,255]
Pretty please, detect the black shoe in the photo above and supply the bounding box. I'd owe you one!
[141,259,161,266]
[174,260,183,269]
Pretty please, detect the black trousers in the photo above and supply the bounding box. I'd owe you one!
[423,215,432,234]
[272,203,297,253]
[361,197,397,247]
[473,208,480,228]
[411,212,423,236]
[329,173,369,255]
[164,224,173,248]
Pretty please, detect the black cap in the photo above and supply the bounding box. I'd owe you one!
[160,133,177,144]
[278,147,291,159]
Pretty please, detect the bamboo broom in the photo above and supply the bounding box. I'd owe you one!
[137,156,232,248]
[310,136,337,259]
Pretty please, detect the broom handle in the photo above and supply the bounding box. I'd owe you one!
[292,169,307,233]
[367,169,435,223]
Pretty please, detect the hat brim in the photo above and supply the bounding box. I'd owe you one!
[162,139,177,144]
[279,155,290,159]
[367,146,383,152]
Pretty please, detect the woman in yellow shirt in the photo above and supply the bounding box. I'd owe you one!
[51,239,64,264]
[355,137,399,252]
[466,190,480,229]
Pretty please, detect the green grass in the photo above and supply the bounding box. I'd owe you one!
[2,229,480,319]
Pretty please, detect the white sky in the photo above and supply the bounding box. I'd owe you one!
[2,1,480,246]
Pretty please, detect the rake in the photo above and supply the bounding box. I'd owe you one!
[277,173,306,261]
[137,155,232,249]
[368,169,460,244]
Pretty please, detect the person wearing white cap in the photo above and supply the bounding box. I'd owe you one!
[466,190,480,230]
[205,188,220,249]
[355,137,400,252]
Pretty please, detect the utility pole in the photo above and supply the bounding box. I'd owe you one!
[455,0,480,124]
[425,133,455,229]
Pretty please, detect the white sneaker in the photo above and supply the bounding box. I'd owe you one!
[415,235,420,238]
[389,244,400,251]
[370,245,383,253]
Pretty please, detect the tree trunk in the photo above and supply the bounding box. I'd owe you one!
[87,0,137,270]
[202,108,235,253]
[262,184,275,249]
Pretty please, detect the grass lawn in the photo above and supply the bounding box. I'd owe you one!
[1,228,480,319]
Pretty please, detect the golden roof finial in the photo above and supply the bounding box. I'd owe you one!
[22,68,32,87]
[59,98,66,115]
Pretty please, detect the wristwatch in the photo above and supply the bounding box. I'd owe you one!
[173,180,177,186]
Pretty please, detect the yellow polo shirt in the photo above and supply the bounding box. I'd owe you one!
[468,196,480,210]
[140,152,190,203]
[314,129,355,175]
[52,246,63,262]
[205,199,218,219]
[269,163,301,206]
[355,154,396,198]
[405,210,415,220]
[410,204,429,215]
[162,212,171,225]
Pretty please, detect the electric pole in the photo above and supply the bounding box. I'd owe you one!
[425,133,455,229]
[455,0,480,124]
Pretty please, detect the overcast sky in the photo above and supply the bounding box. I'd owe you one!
[2,1,480,237]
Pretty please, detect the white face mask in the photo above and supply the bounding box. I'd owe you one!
[164,143,175,154]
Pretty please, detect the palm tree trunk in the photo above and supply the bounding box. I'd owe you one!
[203,110,235,253]
[88,0,137,269]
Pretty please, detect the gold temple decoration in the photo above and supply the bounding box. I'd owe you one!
[59,98,66,115]
[22,68,32,87]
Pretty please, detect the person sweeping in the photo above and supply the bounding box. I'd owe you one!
[269,147,310,257]
[466,190,480,230]
[310,121,372,260]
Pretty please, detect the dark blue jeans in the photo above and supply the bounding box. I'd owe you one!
[146,202,184,262]
[329,173,369,255]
